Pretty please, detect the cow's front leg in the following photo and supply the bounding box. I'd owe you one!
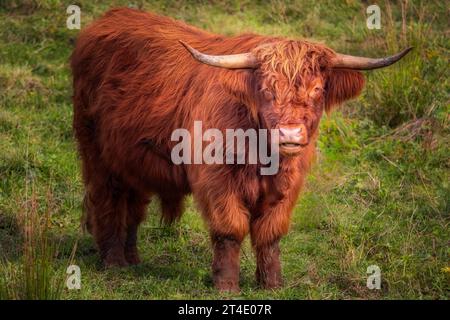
[254,240,282,289]
[211,234,242,293]
[201,193,249,292]
[251,197,297,289]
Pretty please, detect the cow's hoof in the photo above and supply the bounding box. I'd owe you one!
[104,257,129,268]
[104,255,129,268]
[214,280,240,293]
[256,272,283,290]
[259,281,282,290]
[257,278,283,290]
[102,248,129,268]
[125,247,141,265]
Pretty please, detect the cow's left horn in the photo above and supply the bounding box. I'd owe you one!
[179,41,258,69]
[331,47,413,70]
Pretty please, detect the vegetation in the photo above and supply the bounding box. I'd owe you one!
[0,0,448,299]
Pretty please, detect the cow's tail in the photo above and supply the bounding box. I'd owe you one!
[81,191,94,234]
[160,193,185,225]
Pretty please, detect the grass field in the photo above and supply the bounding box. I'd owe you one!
[0,0,448,299]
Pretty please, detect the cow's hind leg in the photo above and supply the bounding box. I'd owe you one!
[124,190,150,265]
[88,173,129,267]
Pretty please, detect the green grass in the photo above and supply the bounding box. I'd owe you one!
[0,185,65,299]
[0,0,448,299]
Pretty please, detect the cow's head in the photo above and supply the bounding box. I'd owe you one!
[180,40,411,156]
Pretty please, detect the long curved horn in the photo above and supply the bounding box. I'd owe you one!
[179,40,258,69]
[331,47,413,70]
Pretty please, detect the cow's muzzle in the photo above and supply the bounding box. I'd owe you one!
[278,124,308,156]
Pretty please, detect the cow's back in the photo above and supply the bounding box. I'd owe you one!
[71,8,209,114]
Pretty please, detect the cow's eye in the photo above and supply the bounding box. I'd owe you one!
[263,90,274,101]
[310,86,323,98]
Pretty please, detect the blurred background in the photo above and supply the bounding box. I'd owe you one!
[0,0,448,299]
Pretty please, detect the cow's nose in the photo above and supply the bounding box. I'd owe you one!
[279,125,308,145]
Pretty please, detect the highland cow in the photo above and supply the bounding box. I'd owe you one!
[70,7,411,292]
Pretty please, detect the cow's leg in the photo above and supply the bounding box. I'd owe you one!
[160,192,184,225]
[254,239,282,289]
[211,234,243,293]
[124,190,150,265]
[250,201,295,289]
[203,194,249,292]
[88,174,129,267]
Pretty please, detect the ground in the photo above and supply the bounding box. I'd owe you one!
[0,0,448,299]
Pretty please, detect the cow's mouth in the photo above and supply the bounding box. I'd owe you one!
[279,142,303,156]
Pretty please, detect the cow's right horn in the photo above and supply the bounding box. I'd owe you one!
[331,47,413,70]
[179,41,258,69]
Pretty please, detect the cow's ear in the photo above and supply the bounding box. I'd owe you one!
[325,69,365,112]
[220,70,259,120]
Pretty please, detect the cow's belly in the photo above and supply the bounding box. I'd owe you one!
[104,142,191,196]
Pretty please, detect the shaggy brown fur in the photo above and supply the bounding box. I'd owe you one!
[71,8,365,291]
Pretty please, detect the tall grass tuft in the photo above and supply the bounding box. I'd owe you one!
[0,187,64,300]
[360,1,448,129]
